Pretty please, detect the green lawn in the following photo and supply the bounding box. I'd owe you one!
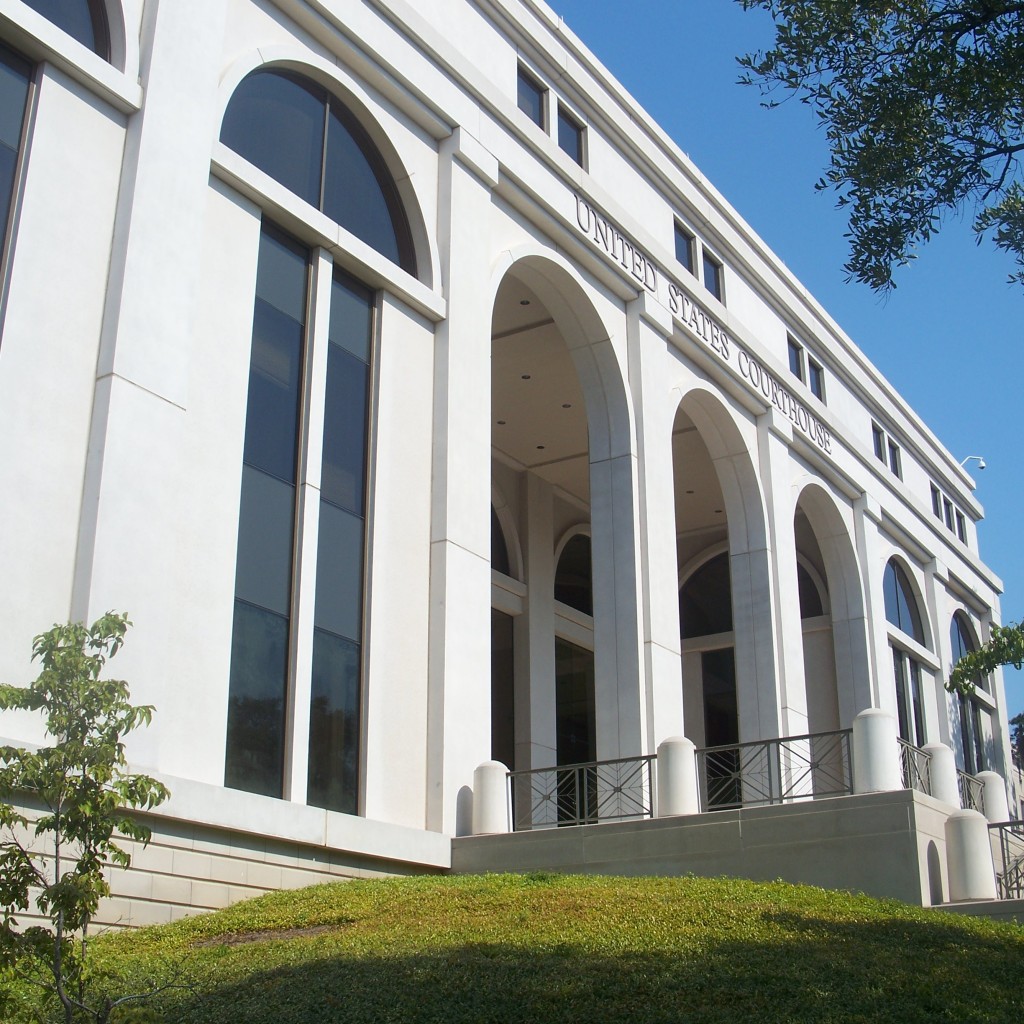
[6,873,1024,1023]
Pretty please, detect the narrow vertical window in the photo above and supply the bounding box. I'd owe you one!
[517,65,546,129]
[0,44,31,305]
[557,104,585,166]
[931,484,942,519]
[674,222,694,275]
[943,497,954,531]
[787,337,804,381]
[808,358,825,401]
[702,250,723,303]
[955,510,967,543]
[307,271,374,815]
[225,226,309,798]
[872,423,885,462]
[887,439,902,478]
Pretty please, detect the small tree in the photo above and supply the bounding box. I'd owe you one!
[947,620,1024,695]
[0,613,169,1023]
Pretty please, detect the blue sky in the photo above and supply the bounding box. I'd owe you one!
[551,0,1024,716]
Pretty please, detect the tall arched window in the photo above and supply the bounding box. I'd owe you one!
[23,0,110,59]
[883,559,928,746]
[223,70,417,815]
[221,68,416,274]
[950,613,988,775]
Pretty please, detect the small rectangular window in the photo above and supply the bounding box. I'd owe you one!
[517,66,546,129]
[931,485,942,519]
[808,358,825,401]
[557,104,585,166]
[956,510,967,542]
[872,423,886,462]
[674,222,694,275]
[703,250,723,303]
[888,439,902,478]
[787,337,805,382]
[943,498,954,531]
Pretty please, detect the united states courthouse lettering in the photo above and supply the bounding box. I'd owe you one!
[0,0,1016,926]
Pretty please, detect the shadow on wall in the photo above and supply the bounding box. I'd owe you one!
[134,911,1019,1023]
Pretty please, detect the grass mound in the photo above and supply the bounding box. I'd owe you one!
[8,873,1024,1022]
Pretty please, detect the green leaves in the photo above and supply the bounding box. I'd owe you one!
[0,613,170,1022]
[947,619,1024,693]
[738,0,1024,290]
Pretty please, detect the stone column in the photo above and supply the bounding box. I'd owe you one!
[853,708,902,793]
[425,130,498,835]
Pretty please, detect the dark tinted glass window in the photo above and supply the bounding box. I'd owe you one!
[557,105,584,166]
[888,439,902,478]
[491,507,511,576]
[703,251,723,302]
[788,338,804,381]
[307,629,361,814]
[872,424,885,461]
[222,69,415,274]
[943,498,954,530]
[324,104,402,267]
[808,358,825,401]
[517,66,545,129]
[23,0,109,59]
[681,553,733,639]
[674,223,694,274]
[883,560,925,645]
[0,45,29,286]
[956,511,967,542]
[306,270,374,814]
[221,71,324,208]
[554,534,593,616]
[702,647,740,807]
[555,638,595,766]
[226,226,308,799]
[951,613,987,692]
[491,610,515,767]
[931,485,942,518]
[224,601,289,797]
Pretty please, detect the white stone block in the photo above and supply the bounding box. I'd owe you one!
[852,709,901,794]
[923,743,960,807]
[978,771,1011,823]
[656,737,700,817]
[472,761,510,835]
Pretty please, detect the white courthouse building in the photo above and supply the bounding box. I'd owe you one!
[0,0,1019,924]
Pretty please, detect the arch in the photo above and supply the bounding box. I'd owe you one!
[490,482,523,582]
[883,556,928,648]
[216,49,434,287]
[793,481,872,726]
[24,0,111,60]
[554,529,593,617]
[796,557,827,619]
[679,550,733,639]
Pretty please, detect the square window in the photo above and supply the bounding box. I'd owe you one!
[872,423,885,462]
[557,104,585,166]
[517,66,546,129]
[788,337,805,382]
[702,250,723,303]
[674,222,694,275]
[888,439,902,478]
[808,358,825,401]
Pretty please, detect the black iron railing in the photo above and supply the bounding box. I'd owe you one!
[990,820,1024,899]
[898,738,932,796]
[694,729,853,810]
[508,755,655,831]
[957,769,985,814]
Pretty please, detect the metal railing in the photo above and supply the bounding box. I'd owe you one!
[898,738,932,796]
[509,754,655,831]
[694,729,852,810]
[957,769,986,814]
[990,820,1024,899]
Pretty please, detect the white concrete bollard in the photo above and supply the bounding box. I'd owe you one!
[923,743,961,807]
[945,809,997,902]
[977,771,1011,823]
[656,736,700,817]
[471,761,510,835]
[852,708,902,794]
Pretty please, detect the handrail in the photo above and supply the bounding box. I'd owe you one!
[957,768,985,814]
[897,738,932,796]
[989,820,1024,900]
[508,754,655,831]
[694,729,852,811]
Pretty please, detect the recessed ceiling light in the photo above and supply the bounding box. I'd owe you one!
[521,374,531,380]
[497,420,506,426]
[686,489,695,495]
[714,509,723,514]
[536,445,546,450]
[562,403,572,409]
[520,299,531,306]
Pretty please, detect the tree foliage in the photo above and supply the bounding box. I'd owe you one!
[738,0,1024,290]
[946,619,1024,694]
[0,613,169,1023]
